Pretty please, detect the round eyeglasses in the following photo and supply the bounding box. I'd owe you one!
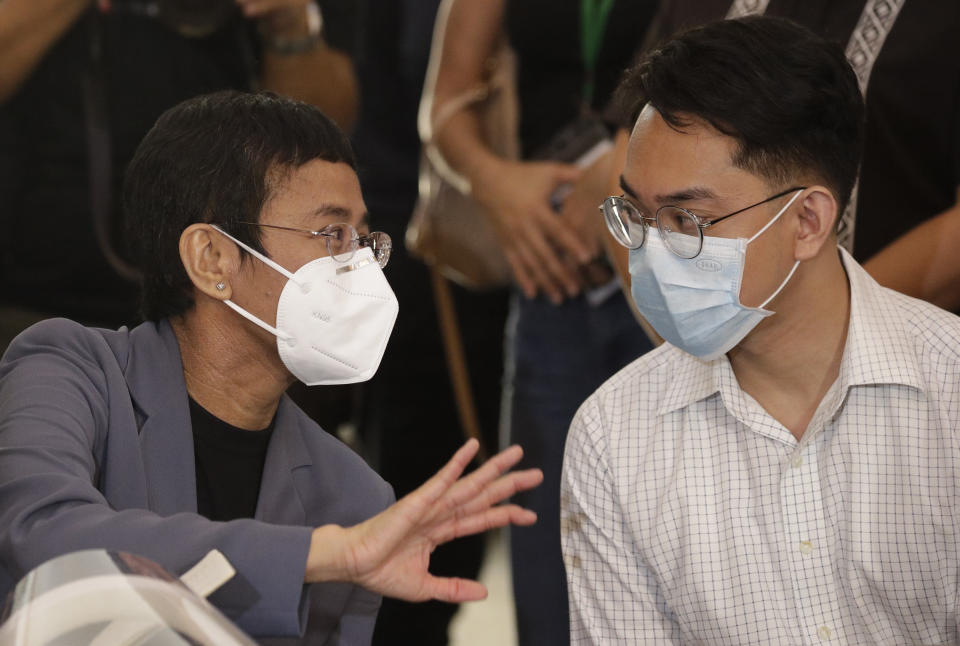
[601,186,806,259]
[238,221,392,268]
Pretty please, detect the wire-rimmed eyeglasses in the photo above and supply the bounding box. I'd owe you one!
[238,221,392,268]
[601,186,806,259]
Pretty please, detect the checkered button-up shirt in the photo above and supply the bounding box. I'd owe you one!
[562,248,960,645]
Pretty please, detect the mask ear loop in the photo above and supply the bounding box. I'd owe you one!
[746,190,805,310]
[209,225,296,343]
[747,189,804,244]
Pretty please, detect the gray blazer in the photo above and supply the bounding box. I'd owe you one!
[0,318,394,644]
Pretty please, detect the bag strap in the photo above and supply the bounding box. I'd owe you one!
[431,84,491,138]
[417,0,506,196]
[430,267,490,463]
[83,9,140,282]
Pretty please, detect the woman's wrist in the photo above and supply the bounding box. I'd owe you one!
[466,154,512,206]
[304,524,349,584]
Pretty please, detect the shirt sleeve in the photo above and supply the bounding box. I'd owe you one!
[0,324,313,638]
[562,396,683,644]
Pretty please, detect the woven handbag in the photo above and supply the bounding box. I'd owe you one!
[406,0,519,289]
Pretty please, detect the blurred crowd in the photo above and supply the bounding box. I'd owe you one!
[1,0,958,644]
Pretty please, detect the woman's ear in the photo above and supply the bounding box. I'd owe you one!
[179,224,238,300]
[793,186,838,261]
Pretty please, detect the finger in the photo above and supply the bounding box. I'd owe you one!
[456,468,544,519]
[353,439,481,562]
[540,207,593,265]
[513,232,566,304]
[440,445,526,511]
[423,576,488,604]
[434,504,538,545]
[514,242,559,302]
[524,214,582,298]
[396,439,480,520]
[504,247,536,299]
[550,162,583,187]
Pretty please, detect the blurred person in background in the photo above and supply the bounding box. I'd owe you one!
[429,1,659,643]
[0,0,358,351]
[351,0,511,643]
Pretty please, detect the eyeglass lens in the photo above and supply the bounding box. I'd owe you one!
[317,224,391,269]
[362,231,392,268]
[656,207,703,259]
[601,197,646,249]
[321,223,358,262]
[602,198,707,259]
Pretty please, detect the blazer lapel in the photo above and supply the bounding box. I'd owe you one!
[255,396,311,527]
[125,320,198,515]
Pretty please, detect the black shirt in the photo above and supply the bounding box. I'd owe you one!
[189,396,274,522]
[505,0,659,157]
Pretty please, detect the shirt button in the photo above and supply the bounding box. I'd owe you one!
[799,540,813,555]
[791,456,803,468]
[817,626,832,640]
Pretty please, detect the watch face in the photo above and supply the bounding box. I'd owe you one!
[156,0,237,37]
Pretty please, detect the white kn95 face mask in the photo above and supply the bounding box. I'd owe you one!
[212,226,399,385]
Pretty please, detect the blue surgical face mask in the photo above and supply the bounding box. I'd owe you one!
[628,190,803,360]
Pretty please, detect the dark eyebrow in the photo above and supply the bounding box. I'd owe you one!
[313,204,352,220]
[655,186,718,204]
[620,176,717,205]
[310,205,370,228]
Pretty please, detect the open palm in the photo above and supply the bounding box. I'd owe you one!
[307,440,542,602]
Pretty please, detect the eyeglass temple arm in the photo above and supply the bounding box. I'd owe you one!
[703,186,807,229]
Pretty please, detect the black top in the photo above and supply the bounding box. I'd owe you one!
[189,396,274,522]
[352,0,442,205]
[645,0,960,263]
[505,0,659,157]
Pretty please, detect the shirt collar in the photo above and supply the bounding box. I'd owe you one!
[656,246,925,416]
[657,352,717,415]
[837,246,925,392]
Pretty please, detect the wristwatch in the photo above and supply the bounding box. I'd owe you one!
[260,1,323,55]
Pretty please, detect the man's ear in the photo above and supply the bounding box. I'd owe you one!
[179,224,239,300]
[793,186,838,261]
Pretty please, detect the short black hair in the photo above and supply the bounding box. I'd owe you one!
[123,90,357,321]
[616,16,864,215]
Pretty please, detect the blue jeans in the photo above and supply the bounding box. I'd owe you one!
[506,288,653,646]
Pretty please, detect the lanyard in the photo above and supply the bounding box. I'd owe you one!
[580,0,616,107]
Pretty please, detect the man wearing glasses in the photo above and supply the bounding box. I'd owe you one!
[0,90,543,644]
[562,16,960,645]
